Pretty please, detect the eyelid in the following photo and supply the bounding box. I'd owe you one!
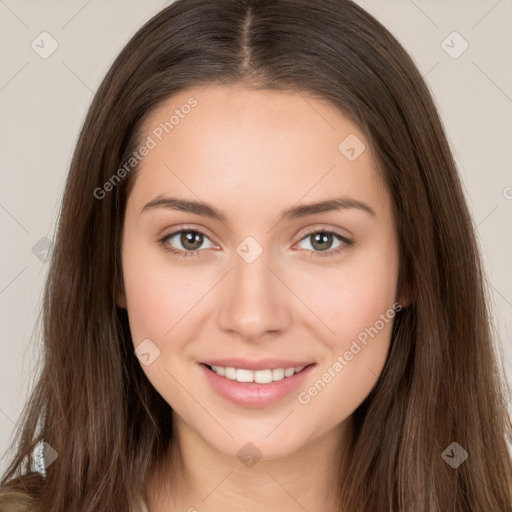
[158,224,354,257]
[292,226,354,257]
[160,223,351,243]
[298,224,353,241]
[159,223,219,245]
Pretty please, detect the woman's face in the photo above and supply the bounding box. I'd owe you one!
[118,83,406,461]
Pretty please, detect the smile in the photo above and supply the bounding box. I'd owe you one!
[200,362,316,407]
[208,364,306,383]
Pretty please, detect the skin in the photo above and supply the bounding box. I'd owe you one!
[117,83,409,512]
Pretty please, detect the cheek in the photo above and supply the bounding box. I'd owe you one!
[121,245,209,398]
[123,224,400,348]
[122,260,169,344]
[304,238,400,415]
[121,224,216,342]
[298,233,400,346]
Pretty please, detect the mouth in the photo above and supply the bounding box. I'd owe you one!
[199,361,316,407]
[204,363,312,383]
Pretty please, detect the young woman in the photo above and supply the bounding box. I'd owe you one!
[1,0,511,511]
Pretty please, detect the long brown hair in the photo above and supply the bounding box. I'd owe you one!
[1,0,511,510]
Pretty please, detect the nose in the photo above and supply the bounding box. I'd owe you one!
[216,245,292,341]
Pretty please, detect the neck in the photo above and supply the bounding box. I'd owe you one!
[145,414,355,512]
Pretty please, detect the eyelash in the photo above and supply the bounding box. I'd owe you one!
[158,226,354,259]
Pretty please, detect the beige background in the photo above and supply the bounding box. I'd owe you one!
[1,0,511,474]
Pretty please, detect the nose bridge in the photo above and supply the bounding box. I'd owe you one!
[216,236,291,339]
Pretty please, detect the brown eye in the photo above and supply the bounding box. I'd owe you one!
[295,229,353,257]
[160,229,216,255]
[309,232,335,251]
[179,230,204,250]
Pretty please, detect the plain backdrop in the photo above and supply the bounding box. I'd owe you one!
[1,0,511,475]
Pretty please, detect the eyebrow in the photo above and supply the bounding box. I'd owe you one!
[140,195,376,222]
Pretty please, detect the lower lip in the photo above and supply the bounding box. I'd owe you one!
[200,363,315,407]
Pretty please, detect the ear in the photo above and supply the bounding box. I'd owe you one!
[397,279,412,309]
[116,287,127,309]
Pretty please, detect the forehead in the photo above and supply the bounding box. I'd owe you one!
[128,84,390,221]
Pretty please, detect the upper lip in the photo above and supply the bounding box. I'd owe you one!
[200,358,315,371]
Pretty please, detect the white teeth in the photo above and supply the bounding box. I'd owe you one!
[254,369,273,384]
[236,369,254,383]
[224,367,236,379]
[215,366,225,377]
[272,368,285,381]
[210,365,307,383]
